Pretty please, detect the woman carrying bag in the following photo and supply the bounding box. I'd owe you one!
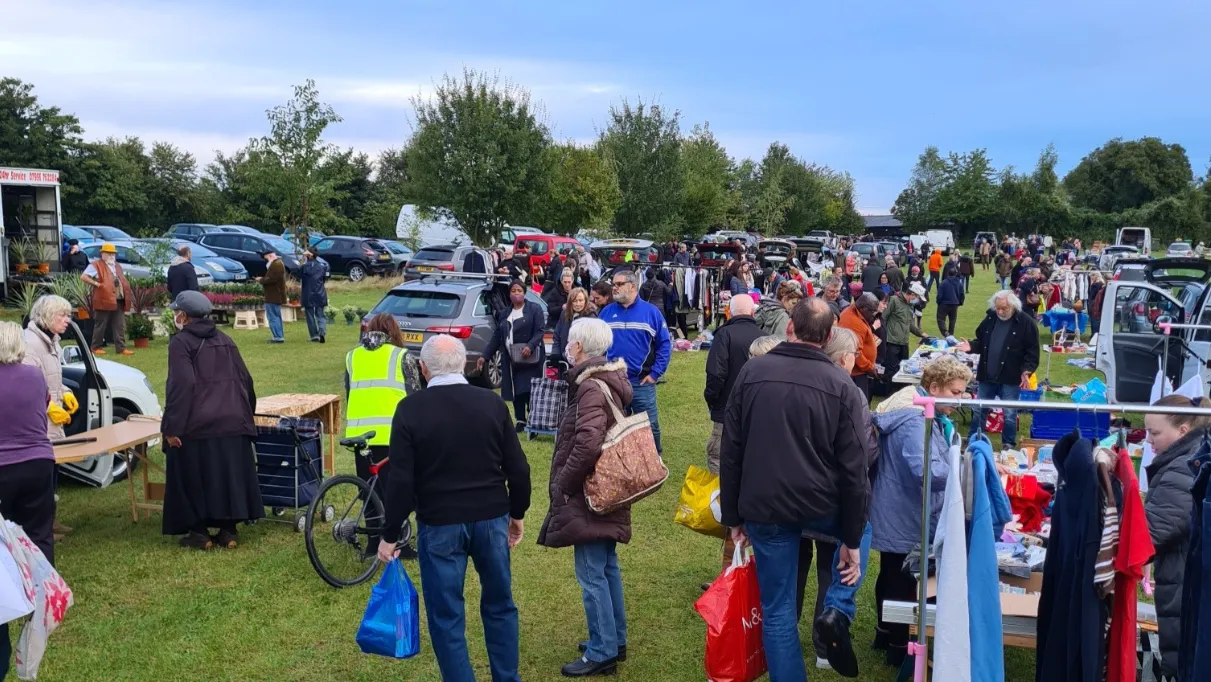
[481,279,546,432]
[538,318,633,677]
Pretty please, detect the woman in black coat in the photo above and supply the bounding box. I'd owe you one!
[481,279,547,430]
[161,291,263,550]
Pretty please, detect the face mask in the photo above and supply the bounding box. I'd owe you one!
[510,292,525,305]
[174,314,187,330]
[565,344,576,360]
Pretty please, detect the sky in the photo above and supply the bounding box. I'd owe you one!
[4,0,1210,213]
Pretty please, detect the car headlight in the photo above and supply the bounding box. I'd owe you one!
[210,260,228,272]
[143,376,155,394]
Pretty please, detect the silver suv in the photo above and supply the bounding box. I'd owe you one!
[363,276,546,388]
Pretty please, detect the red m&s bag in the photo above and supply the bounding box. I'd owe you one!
[693,546,767,682]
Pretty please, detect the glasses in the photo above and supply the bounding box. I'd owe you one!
[611,280,630,289]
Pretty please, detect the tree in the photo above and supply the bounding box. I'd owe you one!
[892,146,948,230]
[542,142,621,235]
[82,137,153,231]
[1063,137,1193,213]
[679,123,734,238]
[146,142,202,228]
[0,78,92,216]
[407,69,552,247]
[598,99,684,238]
[357,148,414,239]
[932,148,998,231]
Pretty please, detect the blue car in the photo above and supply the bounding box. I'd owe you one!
[75,225,136,243]
[281,229,326,247]
[166,239,249,281]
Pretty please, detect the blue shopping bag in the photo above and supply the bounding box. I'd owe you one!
[356,558,420,658]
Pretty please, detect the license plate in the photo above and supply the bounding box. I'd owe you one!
[233,274,247,280]
[401,332,424,343]
[417,266,435,272]
[379,254,390,260]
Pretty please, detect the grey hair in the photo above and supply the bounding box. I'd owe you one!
[989,290,1022,312]
[613,268,640,287]
[0,321,26,364]
[31,294,73,331]
[568,317,613,359]
[729,293,755,317]
[748,335,781,358]
[560,269,575,282]
[822,326,859,365]
[420,334,467,377]
[824,276,843,288]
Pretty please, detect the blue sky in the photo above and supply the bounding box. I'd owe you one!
[5,0,1210,212]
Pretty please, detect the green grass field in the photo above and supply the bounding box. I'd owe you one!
[22,269,1097,681]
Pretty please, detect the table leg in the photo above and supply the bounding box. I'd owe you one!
[326,402,336,476]
[140,442,151,521]
[127,446,140,523]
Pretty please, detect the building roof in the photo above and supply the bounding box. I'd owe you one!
[863,215,903,230]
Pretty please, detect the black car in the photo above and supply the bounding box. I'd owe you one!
[310,236,395,281]
[196,232,302,277]
[165,223,226,242]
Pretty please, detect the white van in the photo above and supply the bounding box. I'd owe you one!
[920,229,956,252]
[396,205,470,248]
[1116,227,1152,257]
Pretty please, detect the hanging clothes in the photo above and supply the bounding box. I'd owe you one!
[1180,439,1211,682]
[1108,445,1154,682]
[967,437,1013,682]
[934,434,971,682]
[1037,432,1104,682]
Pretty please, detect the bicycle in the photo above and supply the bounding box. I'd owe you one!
[304,432,413,588]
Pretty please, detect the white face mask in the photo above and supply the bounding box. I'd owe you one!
[174,313,187,330]
[565,343,577,361]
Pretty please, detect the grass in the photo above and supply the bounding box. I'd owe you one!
[23,268,1099,681]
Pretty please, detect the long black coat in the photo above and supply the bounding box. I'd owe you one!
[704,315,765,423]
[162,319,257,440]
[483,300,546,401]
[967,309,1040,385]
[299,258,329,308]
[166,261,199,301]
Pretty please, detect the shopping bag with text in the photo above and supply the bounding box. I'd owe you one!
[694,546,767,682]
[673,465,726,538]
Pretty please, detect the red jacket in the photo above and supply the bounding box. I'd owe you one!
[838,305,877,376]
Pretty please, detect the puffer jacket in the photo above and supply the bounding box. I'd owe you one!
[869,386,951,554]
[754,298,790,339]
[537,358,634,548]
[1144,426,1208,675]
[22,323,67,440]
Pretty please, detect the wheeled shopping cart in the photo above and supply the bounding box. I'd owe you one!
[254,415,327,532]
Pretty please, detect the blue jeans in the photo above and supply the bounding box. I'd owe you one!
[574,541,628,662]
[969,382,1021,447]
[926,272,939,295]
[1000,276,1011,290]
[417,516,520,682]
[629,382,661,453]
[304,305,326,340]
[745,519,873,682]
[265,304,284,340]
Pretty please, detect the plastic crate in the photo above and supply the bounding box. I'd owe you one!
[1030,410,1110,440]
[1017,388,1044,414]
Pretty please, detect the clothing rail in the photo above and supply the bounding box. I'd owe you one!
[904,394,1211,682]
[1157,322,1211,392]
[1159,322,1211,335]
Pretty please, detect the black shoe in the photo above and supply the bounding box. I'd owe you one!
[397,543,418,560]
[699,582,711,592]
[319,335,325,344]
[212,529,238,549]
[561,657,617,677]
[871,628,889,651]
[179,531,213,551]
[815,608,859,677]
[515,421,527,433]
[578,642,626,662]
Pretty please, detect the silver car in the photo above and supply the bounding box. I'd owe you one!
[81,243,214,285]
[363,277,545,389]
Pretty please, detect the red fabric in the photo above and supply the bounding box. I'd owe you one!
[984,408,1004,434]
[1108,447,1154,682]
[694,553,767,682]
[1006,475,1051,533]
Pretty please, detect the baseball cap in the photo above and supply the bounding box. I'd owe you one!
[100,243,117,254]
[169,290,212,317]
[908,282,927,297]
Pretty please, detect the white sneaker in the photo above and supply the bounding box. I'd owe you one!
[816,657,832,670]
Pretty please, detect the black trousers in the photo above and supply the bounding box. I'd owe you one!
[795,538,835,659]
[513,395,530,424]
[0,458,56,682]
[878,343,910,396]
[936,304,959,337]
[874,551,916,652]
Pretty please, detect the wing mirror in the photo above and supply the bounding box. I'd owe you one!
[62,345,83,365]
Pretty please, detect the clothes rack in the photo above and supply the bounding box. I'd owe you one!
[903,395,1211,682]
[1157,321,1211,395]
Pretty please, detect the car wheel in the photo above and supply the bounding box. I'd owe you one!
[473,352,504,389]
[110,405,139,482]
[348,263,366,282]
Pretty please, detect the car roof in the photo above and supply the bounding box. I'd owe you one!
[590,239,654,249]
[387,278,490,293]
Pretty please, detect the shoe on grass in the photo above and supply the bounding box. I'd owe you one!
[119,349,134,355]
[816,657,832,670]
[561,657,617,677]
[179,531,213,551]
[92,348,106,355]
[578,641,626,662]
[815,607,859,677]
[213,529,238,549]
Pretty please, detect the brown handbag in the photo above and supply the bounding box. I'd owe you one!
[583,379,669,515]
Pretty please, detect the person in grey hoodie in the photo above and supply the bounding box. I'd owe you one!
[1143,394,1211,679]
[755,280,803,339]
[868,356,971,667]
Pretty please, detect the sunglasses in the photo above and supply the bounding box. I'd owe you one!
[611,280,630,289]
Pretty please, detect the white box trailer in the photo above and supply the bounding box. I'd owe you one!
[1,166,64,296]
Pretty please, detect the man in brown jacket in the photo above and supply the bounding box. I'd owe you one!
[259,250,286,343]
[80,243,134,355]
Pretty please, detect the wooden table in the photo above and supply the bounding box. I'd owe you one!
[54,416,165,523]
[254,393,341,475]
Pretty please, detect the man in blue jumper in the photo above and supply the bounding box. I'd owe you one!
[601,268,672,453]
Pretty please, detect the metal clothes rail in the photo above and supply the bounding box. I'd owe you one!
[904,395,1211,682]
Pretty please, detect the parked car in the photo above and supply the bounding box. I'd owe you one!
[310,236,395,281]
[1096,257,1211,404]
[156,239,249,281]
[973,231,997,251]
[62,225,103,247]
[850,241,892,264]
[378,239,414,272]
[694,241,744,268]
[1099,245,1139,272]
[1116,226,1152,257]
[590,239,659,272]
[165,223,226,242]
[281,229,327,247]
[514,234,580,279]
[216,224,266,236]
[878,240,905,266]
[75,225,135,243]
[402,244,494,281]
[196,232,302,277]
[1167,241,1193,258]
[363,278,547,388]
[498,226,545,256]
[81,242,214,286]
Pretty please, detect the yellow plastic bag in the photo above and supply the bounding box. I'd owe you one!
[673,465,726,538]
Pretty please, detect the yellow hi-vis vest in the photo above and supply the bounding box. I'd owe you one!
[344,345,408,446]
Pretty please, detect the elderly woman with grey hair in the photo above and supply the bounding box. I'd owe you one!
[538,318,634,676]
[23,295,78,538]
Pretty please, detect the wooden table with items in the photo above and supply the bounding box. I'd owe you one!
[254,393,342,475]
[53,416,165,523]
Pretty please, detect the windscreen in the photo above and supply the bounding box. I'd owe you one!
[372,290,462,318]
[413,248,454,262]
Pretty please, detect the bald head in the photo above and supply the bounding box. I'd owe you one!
[790,297,834,346]
[729,293,755,318]
[419,334,467,379]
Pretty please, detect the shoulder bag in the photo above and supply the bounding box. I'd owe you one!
[583,378,669,514]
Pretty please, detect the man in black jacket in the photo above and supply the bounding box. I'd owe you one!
[959,290,1040,448]
[378,334,531,682]
[166,245,199,301]
[61,239,89,272]
[704,294,765,475]
[720,297,875,679]
[860,257,884,294]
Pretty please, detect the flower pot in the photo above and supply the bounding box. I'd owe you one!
[134,338,150,349]
[345,318,355,326]
[14,263,28,273]
[37,263,50,275]
[75,307,91,320]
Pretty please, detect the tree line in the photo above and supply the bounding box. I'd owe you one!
[892,139,1211,244]
[0,72,863,248]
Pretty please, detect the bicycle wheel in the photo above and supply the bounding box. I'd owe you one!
[305,475,385,588]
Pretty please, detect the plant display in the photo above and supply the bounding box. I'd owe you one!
[8,237,38,269]
[159,308,179,336]
[127,280,170,313]
[48,273,91,311]
[323,306,337,322]
[10,281,46,319]
[354,306,367,318]
[342,305,357,322]
[127,313,155,340]
[203,292,264,309]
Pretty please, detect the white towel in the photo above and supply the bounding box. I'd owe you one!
[932,434,971,682]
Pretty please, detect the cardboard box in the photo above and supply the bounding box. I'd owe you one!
[927,571,1043,618]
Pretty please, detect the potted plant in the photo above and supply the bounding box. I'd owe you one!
[324,306,337,323]
[342,305,357,325]
[127,313,154,348]
[9,238,35,274]
[159,308,179,337]
[13,282,44,322]
[354,306,368,320]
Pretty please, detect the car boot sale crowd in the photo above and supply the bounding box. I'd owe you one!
[6,235,1208,682]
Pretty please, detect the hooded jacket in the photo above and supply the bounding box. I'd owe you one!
[754,298,791,339]
[937,273,965,307]
[838,304,877,376]
[1144,426,1208,675]
[884,266,905,292]
[162,319,257,440]
[869,386,951,553]
[704,315,766,423]
[538,358,634,548]
[299,257,329,308]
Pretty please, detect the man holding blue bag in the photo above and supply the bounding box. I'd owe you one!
[376,334,532,682]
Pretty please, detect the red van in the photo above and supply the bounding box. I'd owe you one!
[515,234,580,277]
